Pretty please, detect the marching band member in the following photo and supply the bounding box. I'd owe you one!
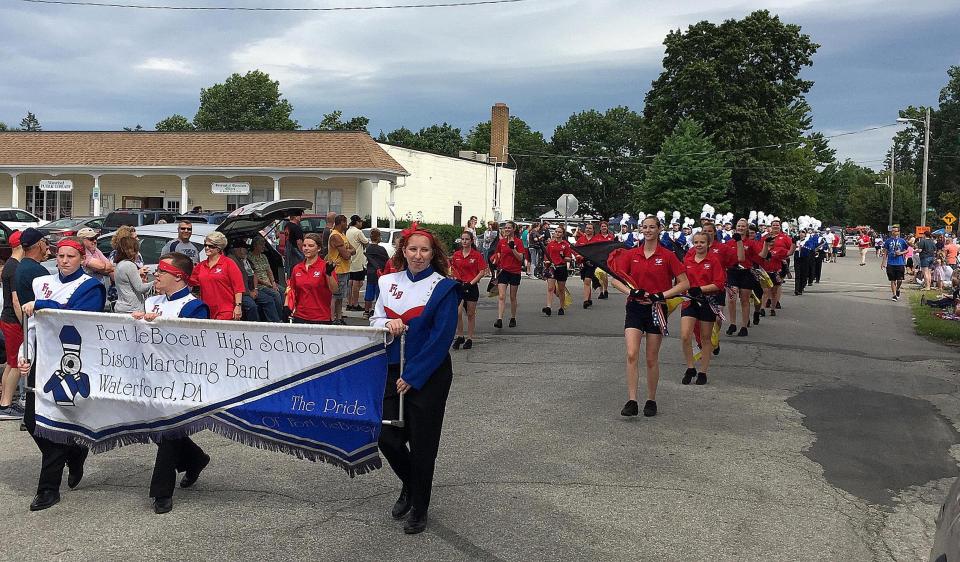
[450,231,486,349]
[133,252,211,515]
[18,236,107,511]
[609,215,689,418]
[543,225,573,316]
[757,231,790,322]
[680,231,726,385]
[491,221,527,328]
[576,223,600,308]
[372,224,460,535]
[725,218,760,337]
[595,221,615,299]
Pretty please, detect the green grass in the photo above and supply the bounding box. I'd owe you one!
[909,289,960,343]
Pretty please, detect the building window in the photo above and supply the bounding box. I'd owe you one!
[90,193,116,215]
[164,198,181,212]
[315,189,342,216]
[27,186,73,220]
[226,188,272,211]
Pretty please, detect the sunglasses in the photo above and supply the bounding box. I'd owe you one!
[179,227,192,231]
[204,243,219,249]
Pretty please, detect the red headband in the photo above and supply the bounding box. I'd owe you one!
[57,239,84,255]
[401,222,436,246]
[157,260,188,281]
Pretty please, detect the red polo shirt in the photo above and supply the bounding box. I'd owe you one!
[684,252,727,290]
[614,244,684,294]
[190,256,245,320]
[858,234,871,249]
[288,259,335,322]
[450,248,486,283]
[773,231,792,252]
[595,232,616,242]
[545,240,572,265]
[759,246,789,273]
[493,237,527,273]
[724,238,761,269]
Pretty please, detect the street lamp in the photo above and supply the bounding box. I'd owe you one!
[896,107,931,227]
[875,182,893,230]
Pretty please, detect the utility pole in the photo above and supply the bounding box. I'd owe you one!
[920,107,931,227]
[889,147,894,229]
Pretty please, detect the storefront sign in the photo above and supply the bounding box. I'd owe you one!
[39,179,74,192]
[211,182,250,195]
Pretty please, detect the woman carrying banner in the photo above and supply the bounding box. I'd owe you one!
[371,223,460,535]
[450,231,485,349]
[608,215,688,418]
[190,232,244,321]
[133,252,211,515]
[287,233,339,324]
[543,225,572,317]
[491,221,527,328]
[18,237,106,511]
[680,231,726,385]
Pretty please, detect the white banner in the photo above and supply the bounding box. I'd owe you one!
[211,182,250,195]
[39,179,74,192]
[32,310,389,475]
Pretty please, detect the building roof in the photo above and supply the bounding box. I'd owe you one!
[0,131,408,176]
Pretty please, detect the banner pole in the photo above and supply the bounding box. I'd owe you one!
[21,311,34,394]
[381,331,406,428]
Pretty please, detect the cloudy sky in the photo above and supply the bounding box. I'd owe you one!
[1,0,957,168]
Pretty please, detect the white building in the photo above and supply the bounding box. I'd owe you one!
[0,104,516,227]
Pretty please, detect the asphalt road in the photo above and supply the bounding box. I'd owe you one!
[2,251,958,561]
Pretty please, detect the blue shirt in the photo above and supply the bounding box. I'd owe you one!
[883,238,907,266]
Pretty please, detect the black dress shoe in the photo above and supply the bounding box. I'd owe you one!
[712,343,720,356]
[726,324,737,336]
[404,508,428,534]
[775,302,782,309]
[542,306,551,316]
[391,486,411,519]
[180,454,210,488]
[620,400,638,416]
[462,339,473,350]
[598,291,609,299]
[695,372,708,385]
[509,317,517,328]
[67,466,83,489]
[643,400,657,417]
[494,319,503,329]
[682,367,696,385]
[29,490,60,511]
[153,496,173,514]
[753,310,761,325]
[452,336,465,350]
[557,308,564,316]
[583,300,592,309]
[738,326,748,337]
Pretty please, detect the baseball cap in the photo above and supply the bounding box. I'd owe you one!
[9,230,21,247]
[77,227,98,239]
[20,227,45,248]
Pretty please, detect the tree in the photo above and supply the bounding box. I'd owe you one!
[549,106,645,219]
[814,160,878,225]
[846,174,920,232]
[636,118,730,217]
[641,10,820,215]
[155,114,195,132]
[378,123,463,156]
[463,116,556,217]
[123,124,144,132]
[0,122,7,131]
[19,111,41,131]
[193,70,298,131]
[313,110,369,132]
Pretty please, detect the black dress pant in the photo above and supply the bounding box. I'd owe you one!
[24,367,88,494]
[794,255,809,294]
[150,436,207,498]
[378,355,453,513]
[813,253,824,283]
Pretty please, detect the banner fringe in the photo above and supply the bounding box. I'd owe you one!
[34,418,382,478]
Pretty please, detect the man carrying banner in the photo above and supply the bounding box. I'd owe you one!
[134,252,211,514]
[371,223,460,535]
[18,236,106,511]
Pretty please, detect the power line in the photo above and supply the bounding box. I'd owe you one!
[17,0,532,10]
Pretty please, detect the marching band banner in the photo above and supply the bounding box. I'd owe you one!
[31,310,389,476]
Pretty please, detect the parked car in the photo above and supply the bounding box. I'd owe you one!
[362,227,403,258]
[176,211,230,225]
[299,214,327,234]
[0,222,14,262]
[0,208,47,230]
[38,216,104,243]
[930,475,960,561]
[101,209,179,233]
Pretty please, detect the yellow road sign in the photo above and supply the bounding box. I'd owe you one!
[943,212,957,225]
[947,225,954,233]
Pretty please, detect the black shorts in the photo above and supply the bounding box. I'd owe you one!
[765,271,784,286]
[681,299,717,322]
[460,282,479,302]
[906,257,914,269]
[349,270,365,282]
[545,264,569,283]
[580,264,597,281]
[624,301,664,334]
[727,268,757,290]
[497,270,522,286]
[886,265,905,281]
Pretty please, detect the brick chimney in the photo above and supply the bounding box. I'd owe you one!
[490,103,509,164]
